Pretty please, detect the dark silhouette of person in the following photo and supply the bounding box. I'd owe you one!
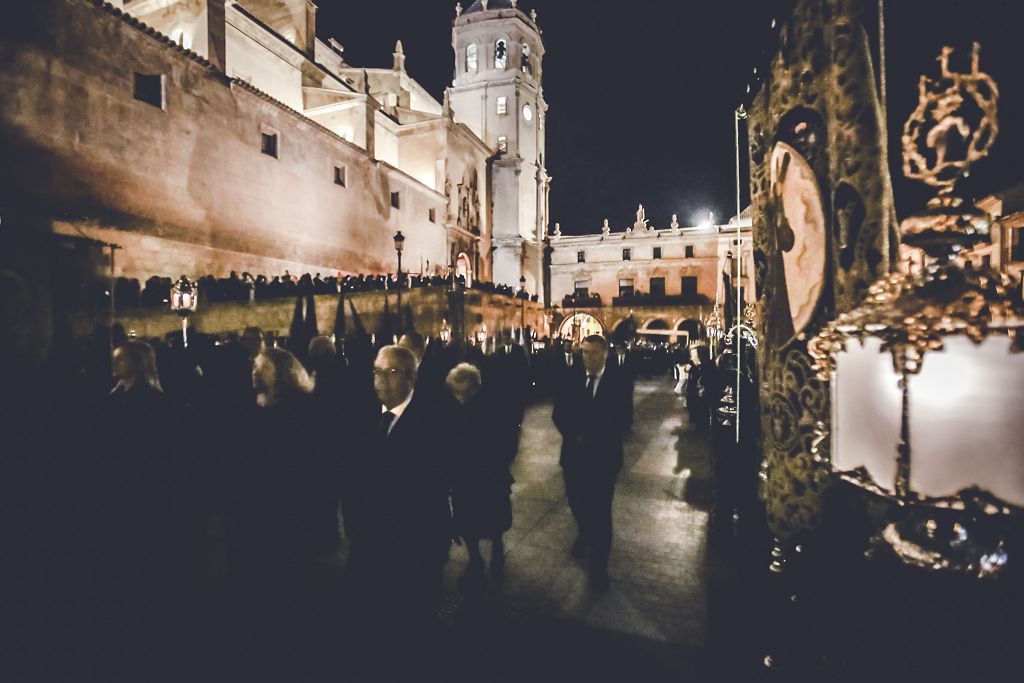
[607,340,636,430]
[552,334,632,592]
[88,340,195,679]
[218,347,340,679]
[446,363,513,591]
[485,333,530,461]
[686,344,715,433]
[343,345,454,674]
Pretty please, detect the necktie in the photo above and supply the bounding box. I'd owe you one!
[379,410,396,437]
[586,374,597,399]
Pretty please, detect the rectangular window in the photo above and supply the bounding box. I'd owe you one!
[681,276,698,298]
[577,250,586,263]
[261,132,278,158]
[133,73,164,109]
[496,96,508,115]
[653,247,662,259]
[334,165,347,187]
[497,135,508,153]
[1011,227,1024,262]
[622,248,631,261]
[618,279,635,297]
[390,192,401,209]
[650,277,666,296]
[428,208,436,223]
[685,245,694,258]
[574,281,589,296]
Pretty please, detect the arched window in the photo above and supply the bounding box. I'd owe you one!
[466,43,478,73]
[494,39,508,70]
[521,43,532,75]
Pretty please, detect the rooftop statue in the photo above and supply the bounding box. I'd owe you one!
[634,204,649,231]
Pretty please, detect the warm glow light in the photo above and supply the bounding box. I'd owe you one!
[832,337,902,492]
[832,335,1024,507]
[909,335,1024,506]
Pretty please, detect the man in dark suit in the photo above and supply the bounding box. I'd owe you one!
[553,337,582,381]
[552,334,632,592]
[344,345,453,669]
[486,333,530,452]
[607,340,636,431]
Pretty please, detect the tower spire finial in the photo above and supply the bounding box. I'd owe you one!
[392,40,405,71]
[455,2,462,17]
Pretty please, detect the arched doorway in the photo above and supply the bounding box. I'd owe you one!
[611,316,638,344]
[557,313,605,342]
[675,318,702,348]
[456,252,473,286]
[640,318,670,343]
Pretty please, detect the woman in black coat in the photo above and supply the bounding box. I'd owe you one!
[227,347,338,575]
[446,363,514,590]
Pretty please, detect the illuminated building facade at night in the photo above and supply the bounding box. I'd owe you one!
[1,0,550,287]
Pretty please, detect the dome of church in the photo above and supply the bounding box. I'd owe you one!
[464,0,517,14]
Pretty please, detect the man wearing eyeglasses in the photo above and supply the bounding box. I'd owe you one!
[343,345,454,672]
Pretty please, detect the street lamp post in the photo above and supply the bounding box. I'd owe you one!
[393,231,405,333]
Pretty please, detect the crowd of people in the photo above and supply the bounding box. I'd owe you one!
[101,270,538,309]
[674,338,761,546]
[7,314,661,680]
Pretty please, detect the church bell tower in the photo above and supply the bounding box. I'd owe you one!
[450,0,549,298]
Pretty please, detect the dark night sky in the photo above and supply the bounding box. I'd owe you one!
[317,1,1022,235]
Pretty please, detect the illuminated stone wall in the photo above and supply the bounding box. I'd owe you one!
[0,0,478,283]
[109,287,547,342]
[748,0,899,539]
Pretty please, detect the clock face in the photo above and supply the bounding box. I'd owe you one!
[522,104,533,122]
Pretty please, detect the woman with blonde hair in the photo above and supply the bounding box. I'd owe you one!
[110,338,163,393]
[251,346,315,408]
[227,346,337,579]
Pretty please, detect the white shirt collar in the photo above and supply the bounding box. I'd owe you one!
[382,389,414,433]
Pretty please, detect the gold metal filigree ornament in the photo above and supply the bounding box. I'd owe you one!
[743,301,758,327]
[808,45,1024,579]
[810,43,1022,382]
[901,44,1000,258]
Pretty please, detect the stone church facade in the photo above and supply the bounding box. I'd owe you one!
[1,0,550,294]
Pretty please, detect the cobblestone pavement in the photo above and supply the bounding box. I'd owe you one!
[436,375,717,679]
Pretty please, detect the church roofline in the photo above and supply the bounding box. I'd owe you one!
[83,0,464,207]
[550,224,751,243]
[454,2,541,36]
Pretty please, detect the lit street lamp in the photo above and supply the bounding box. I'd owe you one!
[394,230,405,333]
[170,275,198,347]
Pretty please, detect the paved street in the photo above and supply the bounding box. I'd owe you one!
[436,375,718,679]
